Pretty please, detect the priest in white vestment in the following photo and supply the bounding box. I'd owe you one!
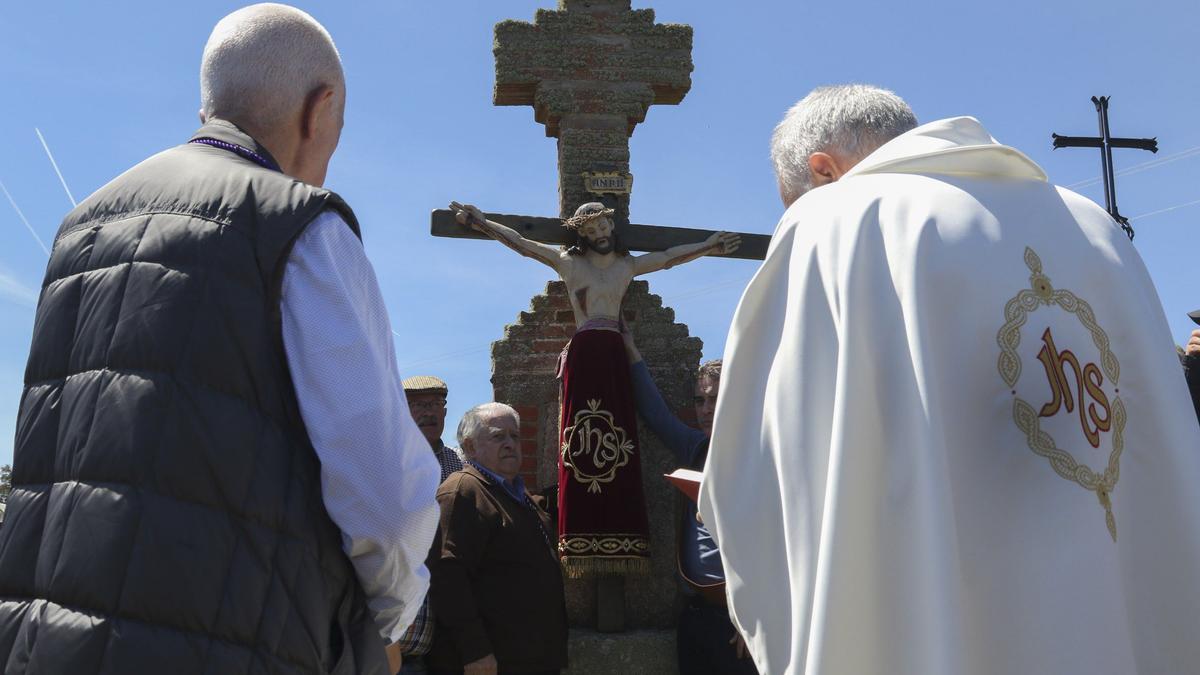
[699,85,1200,675]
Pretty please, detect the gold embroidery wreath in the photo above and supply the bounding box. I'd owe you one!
[561,398,636,494]
[995,247,1124,541]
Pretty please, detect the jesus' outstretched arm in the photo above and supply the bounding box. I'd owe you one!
[450,201,564,271]
[632,231,742,276]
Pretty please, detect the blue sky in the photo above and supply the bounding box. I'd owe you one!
[1,0,1197,466]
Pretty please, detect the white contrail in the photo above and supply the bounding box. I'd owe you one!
[0,269,38,308]
[0,179,50,256]
[35,128,77,207]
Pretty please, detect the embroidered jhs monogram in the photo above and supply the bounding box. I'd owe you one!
[1035,327,1113,448]
[561,398,636,494]
[997,247,1125,541]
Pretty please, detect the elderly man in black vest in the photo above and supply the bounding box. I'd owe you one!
[0,4,440,674]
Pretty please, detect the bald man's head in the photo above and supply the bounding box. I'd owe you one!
[200,3,343,136]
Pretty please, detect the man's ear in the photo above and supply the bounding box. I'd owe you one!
[299,84,336,140]
[198,108,207,124]
[460,438,474,457]
[807,152,847,188]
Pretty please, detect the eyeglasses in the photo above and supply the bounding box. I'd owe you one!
[408,399,446,413]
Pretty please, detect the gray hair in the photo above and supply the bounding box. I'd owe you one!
[457,402,520,448]
[200,4,343,132]
[770,84,917,204]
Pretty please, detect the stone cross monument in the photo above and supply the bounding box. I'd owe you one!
[429,2,768,670]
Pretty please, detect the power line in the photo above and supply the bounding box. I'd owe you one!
[652,276,751,303]
[394,276,753,372]
[398,344,491,371]
[1066,144,1200,189]
[1130,198,1200,222]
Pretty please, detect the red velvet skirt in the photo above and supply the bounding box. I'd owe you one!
[556,328,651,578]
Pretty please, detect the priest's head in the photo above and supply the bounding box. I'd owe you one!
[770,84,917,207]
[199,4,345,187]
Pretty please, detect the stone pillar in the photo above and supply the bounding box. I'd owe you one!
[490,3,698,667]
[557,126,632,227]
[490,280,701,672]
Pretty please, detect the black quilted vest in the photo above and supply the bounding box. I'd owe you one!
[0,121,387,675]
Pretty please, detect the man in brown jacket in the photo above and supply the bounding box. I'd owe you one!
[427,403,567,675]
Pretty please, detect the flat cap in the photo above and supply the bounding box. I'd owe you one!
[402,375,448,395]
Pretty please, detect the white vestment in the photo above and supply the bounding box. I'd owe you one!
[699,117,1200,675]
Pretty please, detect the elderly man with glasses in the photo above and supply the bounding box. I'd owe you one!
[404,376,465,483]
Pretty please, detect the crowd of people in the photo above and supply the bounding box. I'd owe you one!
[2,4,1200,675]
[386,338,749,674]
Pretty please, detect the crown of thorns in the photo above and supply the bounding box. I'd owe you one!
[563,203,615,231]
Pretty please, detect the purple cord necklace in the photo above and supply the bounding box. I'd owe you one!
[188,137,281,172]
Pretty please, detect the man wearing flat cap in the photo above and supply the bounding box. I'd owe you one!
[403,375,465,483]
[398,375,465,672]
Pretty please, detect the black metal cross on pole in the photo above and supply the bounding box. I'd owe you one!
[1052,96,1157,240]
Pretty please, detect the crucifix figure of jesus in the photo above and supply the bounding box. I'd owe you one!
[450,201,740,326]
[449,199,740,582]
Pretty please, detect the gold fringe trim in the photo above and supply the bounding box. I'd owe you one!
[561,556,651,579]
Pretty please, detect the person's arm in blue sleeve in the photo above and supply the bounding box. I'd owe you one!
[622,327,707,464]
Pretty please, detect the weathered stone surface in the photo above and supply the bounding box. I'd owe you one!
[494,2,693,140]
[558,128,630,147]
[491,279,702,632]
[493,0,693,234]
[564,628,678,674]
[557,1,636,16]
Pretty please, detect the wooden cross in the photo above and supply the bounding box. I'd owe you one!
[430,210,769,260]
[1052,96,1158,240]
[430,0,769,260]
